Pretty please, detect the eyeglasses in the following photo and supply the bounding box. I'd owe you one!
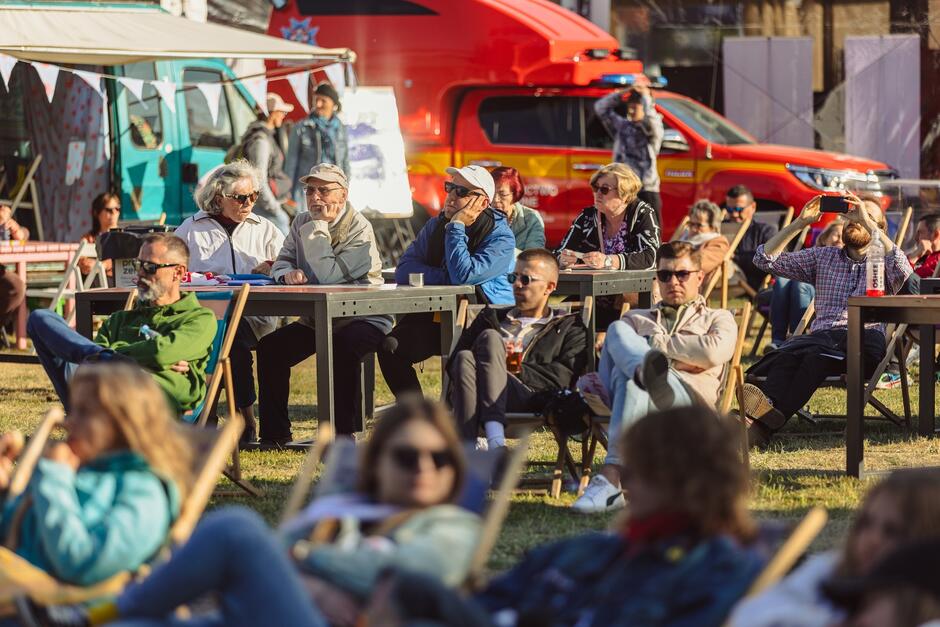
[688,221,709,230]
[389,445,455,472]
[656,269,696,283]
[222,191,260,206]
[507,272,545,286]
[133,258,180,275]
[591,184,615,196]
[304,185,342,197]
[444,181,483,199]
[726,205,745,213]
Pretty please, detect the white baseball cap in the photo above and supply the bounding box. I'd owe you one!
[266,93,295,114]
[445,165,495,203]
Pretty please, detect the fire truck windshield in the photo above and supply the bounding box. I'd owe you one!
[657,97,756,146]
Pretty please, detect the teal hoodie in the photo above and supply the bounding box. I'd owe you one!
[94,292,217,413]
[0,451,180,586]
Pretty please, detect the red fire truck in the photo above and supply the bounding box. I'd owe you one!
[268,0,894,243]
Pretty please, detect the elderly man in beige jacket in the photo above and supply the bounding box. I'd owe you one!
[573,240,737,513]
[255,163,391,448]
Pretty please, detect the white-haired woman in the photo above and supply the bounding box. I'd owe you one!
[680,199,729,277]
[175,159,285,443]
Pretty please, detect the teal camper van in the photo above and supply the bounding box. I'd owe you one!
[0,1,352,238]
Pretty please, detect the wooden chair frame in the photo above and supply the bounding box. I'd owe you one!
[0,410,244,608]
[24,242,107,327]
[0,155,43,241]
[702,214,753,309]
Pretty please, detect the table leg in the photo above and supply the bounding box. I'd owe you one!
[313,302,334,437]
[15,261,27,350]
[846,305,864,477]
[581,284,596,371]
[76,297,93,339]
[919,324,936,437]
[637,285,652,309]
[440,299,455,377]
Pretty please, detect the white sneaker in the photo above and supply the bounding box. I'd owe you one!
[571,475,625,514]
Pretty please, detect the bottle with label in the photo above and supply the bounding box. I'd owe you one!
[866,227,885,297]
[139,324,162,340]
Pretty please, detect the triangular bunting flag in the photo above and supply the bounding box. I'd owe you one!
[118,77,146,107]
[322,63,345,98]
[286,70,310,113]
[244,76,268,115]
[152,80,177,113]
[0,55,16,92]
[72,69,104,99]
[31,62,59,103]
[195,82,222,126]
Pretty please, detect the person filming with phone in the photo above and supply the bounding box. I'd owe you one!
[741,194,913,448]
[446,249,588,450]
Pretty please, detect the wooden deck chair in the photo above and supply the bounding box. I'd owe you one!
[741,208,796,347]
[669,216,689,242]
[460,298,593,499]
[183,285,259,497]
[0,155,43,241]
[0,410,244,610]
[894,206,912,248]
[703,214,753,309]
[24,242,108,326]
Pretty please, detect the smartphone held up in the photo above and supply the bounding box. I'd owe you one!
[819,195,850,214]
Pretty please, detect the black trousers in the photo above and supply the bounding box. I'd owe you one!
[756,328,886,429]
[256,320,386,440]
[229,320,259,409]
[377,313,442,398]
[450,329,539,440]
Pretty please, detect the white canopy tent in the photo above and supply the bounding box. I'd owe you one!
[0,3,354,65]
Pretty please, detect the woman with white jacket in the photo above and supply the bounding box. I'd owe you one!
[174,160,285,443]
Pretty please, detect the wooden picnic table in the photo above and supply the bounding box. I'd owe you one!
[846,295,940,477]
[0,241,79,350]
[75,284,474,437]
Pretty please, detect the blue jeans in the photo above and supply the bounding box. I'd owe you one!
[113,507,326,627]
[598,321,691,466]
[27,309,110,409]
[769,279,815,344]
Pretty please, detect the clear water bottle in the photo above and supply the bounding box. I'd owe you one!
[0,225,8,242]
[866,228,885,297]
[139,324,162,340]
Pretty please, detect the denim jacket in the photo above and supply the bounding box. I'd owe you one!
[477,531,763,627]
[284,114,350,205]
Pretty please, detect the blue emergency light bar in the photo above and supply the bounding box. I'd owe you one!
[598,73,668,88]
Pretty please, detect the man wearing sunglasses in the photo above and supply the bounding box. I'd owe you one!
[725,184,777,290]
[378,165,515,400]
[256,164,391,447]
[448,248,587,449]
[573,241,737,513]
[27,233,217,413]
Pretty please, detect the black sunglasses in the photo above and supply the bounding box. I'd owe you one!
[591,184,615,196]
[656,269,696,283]
[726,205,745,213]
[133,259,180,275]
[389,445,455,472]
[444,181,483,199]
[507,272,544,286]
[223,191,260,206]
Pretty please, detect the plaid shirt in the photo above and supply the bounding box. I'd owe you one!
[754,244,912,333]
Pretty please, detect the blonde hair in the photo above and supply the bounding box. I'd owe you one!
[590,163,642,204]
[69,363,195,500]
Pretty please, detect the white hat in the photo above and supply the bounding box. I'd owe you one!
[445,165,495,203]
[266,93,295,114]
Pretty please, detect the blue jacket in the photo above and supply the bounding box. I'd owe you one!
[396,213,514,305]
[1,451,179,586]
[477,531,763,627]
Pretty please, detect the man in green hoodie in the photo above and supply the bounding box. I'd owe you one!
[27,233,217,413]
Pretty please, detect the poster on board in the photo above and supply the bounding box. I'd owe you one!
[340,87,413,218]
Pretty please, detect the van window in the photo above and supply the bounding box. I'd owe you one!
[182,69,235,150]
[124,63,163,149]
[478,97,578,147]
[224,83,257,145]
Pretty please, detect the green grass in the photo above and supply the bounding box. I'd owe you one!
[1,320,938,574]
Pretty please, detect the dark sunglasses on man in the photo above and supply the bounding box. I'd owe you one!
[726,205,745,214]
[222,191,260,206]
[507,272,544,286]
[655,269,696,283]
[444,181,483,199]
[133,259,180,275]
[389,445,455,472]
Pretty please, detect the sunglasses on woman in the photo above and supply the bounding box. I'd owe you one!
[591,184,615,196]
[655,269,696,283]
[507,272,544,286]
[444,181,483,199]
[389,445,455,472]
[223,191,260,206]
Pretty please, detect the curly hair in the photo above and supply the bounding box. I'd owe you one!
[357,396,467,504]
[619,406,754,542]
[590,163,642,204]
[193,159,264,216]
[69,363,195,501]
[837,468,940,578]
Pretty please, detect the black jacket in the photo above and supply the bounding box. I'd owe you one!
[449,307,589,394]
[556,201,660,270]
[733,220,777,289]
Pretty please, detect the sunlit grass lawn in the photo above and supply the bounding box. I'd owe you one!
[1,314,938,573]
